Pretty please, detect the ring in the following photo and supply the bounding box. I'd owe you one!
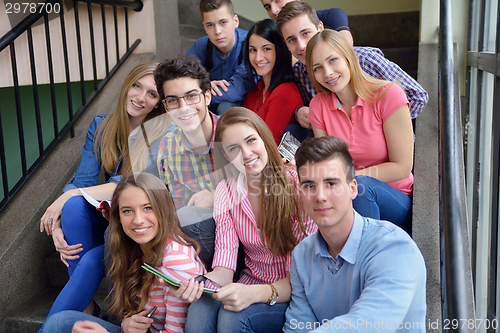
[48,218,53,223]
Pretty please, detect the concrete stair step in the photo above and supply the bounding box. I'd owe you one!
[3,279,109,333]
[45,252,69,288]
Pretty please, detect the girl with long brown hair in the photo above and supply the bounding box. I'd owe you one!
[38,61,172,329]
[42,172,204,333]
[184,107,317,333]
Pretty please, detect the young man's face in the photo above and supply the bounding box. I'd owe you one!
[298,157,357,231]
[261,0,296,20]
[162,77,211,135]
[202,5,239,56]
[280,14,323,65]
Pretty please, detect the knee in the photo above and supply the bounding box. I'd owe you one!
[42,310,81,333]
[355,176,378,198]
[61,196,95,227]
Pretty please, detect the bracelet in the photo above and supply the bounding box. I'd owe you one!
[265,283,278,305]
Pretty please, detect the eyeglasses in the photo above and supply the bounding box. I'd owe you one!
[162,91,204,110]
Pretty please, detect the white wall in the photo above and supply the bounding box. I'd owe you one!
[0,0,156,88]
[421,0,469,95]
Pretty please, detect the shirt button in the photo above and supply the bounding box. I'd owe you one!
[200,157,205,162]
[207,180,211,184]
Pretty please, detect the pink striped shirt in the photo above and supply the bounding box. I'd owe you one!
[212,168,317,285]
[142,239,205,333]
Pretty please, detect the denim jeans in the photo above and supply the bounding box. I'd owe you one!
[61,196,106,276]
[177,206,216,270]
[283,123,313,143]
[353,175,412,233]
[185,293,288,333]
[41,310,120,333]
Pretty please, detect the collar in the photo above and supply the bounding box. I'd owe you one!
[314,209,365,265]
[294,61,307,73]
[180,112,218,155]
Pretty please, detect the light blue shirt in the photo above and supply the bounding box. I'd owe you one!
[283,210,426,332]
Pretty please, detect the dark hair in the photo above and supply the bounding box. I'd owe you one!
[295,136,355,182]
[154,55,211,103]
[244,19,295,95]
[276,1,320,35]
[199,0,234,16]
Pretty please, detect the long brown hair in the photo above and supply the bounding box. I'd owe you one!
[213,107,306,256]
[305,29,394,102]
[107,172,199,319]
[94,60,164,175]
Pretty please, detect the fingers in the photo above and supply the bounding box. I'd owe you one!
[60,253,69,267]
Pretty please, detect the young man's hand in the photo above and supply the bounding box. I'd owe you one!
[297,106,311,129]
[187,190,214,208]
[211,80,230,96]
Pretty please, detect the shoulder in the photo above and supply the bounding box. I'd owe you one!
[235,28,248,38]
[360,218,424,265]
[292,232,318,261]
[377,83,407,101]
[270,82,300,95]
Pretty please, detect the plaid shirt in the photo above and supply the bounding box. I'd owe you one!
[293,47,428,119]
[157,113,219,209]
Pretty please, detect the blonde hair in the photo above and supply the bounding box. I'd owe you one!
[107,173,200,319]
[306,29,394,102]
[213,107,306,256]
[94,60,166,175]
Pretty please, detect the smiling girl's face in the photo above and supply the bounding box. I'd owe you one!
[311,41,351,95]
[221,122,268,178]
[248,34,276,84]
[118,186,158,251]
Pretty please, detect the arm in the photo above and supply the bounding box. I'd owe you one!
[355,104,414,183]
[210,61,253,104]
[312,125,328,138]
[212,273,292,312]
[355,47,428,118]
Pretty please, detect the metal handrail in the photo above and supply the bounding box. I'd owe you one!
[439,0,471,330]
[0,0,143,211]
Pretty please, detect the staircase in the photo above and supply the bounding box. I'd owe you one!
[1,6,429,333]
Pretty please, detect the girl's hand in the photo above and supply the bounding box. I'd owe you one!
[169,278,204,303]
[52,227,83,267]
[40,191,73,235]
[212,283,263,312]
[72,320,109,333]
[122,309,153,333]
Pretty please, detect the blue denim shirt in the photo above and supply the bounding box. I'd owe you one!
[64,114,175,192]
[284,210,427,332]
[185,28,253,104]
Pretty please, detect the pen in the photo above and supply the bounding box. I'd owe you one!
[146,306,157,318]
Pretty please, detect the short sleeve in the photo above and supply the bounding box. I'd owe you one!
[308,93,329,131]
[378,84,409,123]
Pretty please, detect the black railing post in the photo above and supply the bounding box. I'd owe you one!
[439,0,471,331]
[44,13,59,139]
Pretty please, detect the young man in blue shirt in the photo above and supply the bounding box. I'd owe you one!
[186,0,252,114]
[284,136,426,332]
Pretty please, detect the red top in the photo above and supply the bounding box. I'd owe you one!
[244,80,302,145]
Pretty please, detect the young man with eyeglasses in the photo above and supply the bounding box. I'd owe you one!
[154,55,220,269]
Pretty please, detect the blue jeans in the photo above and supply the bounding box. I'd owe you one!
[41,310,120,333]
[211,101,244,115]
[353,175,412,233]
[177,206,216,270]
[62,196,106,276]
[283,123,313,143]
[185,293,288,333]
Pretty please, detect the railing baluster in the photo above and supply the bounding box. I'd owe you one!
[59,0,75,138]
[113,6,119,64]
[27,27,44,155]
[88,2,98,91]
[9,42,27,176]
[125,7,129,50]
[44,13,59,139]
[0,106,8,199]
[74,0,86,105]
[101,4,109,76]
